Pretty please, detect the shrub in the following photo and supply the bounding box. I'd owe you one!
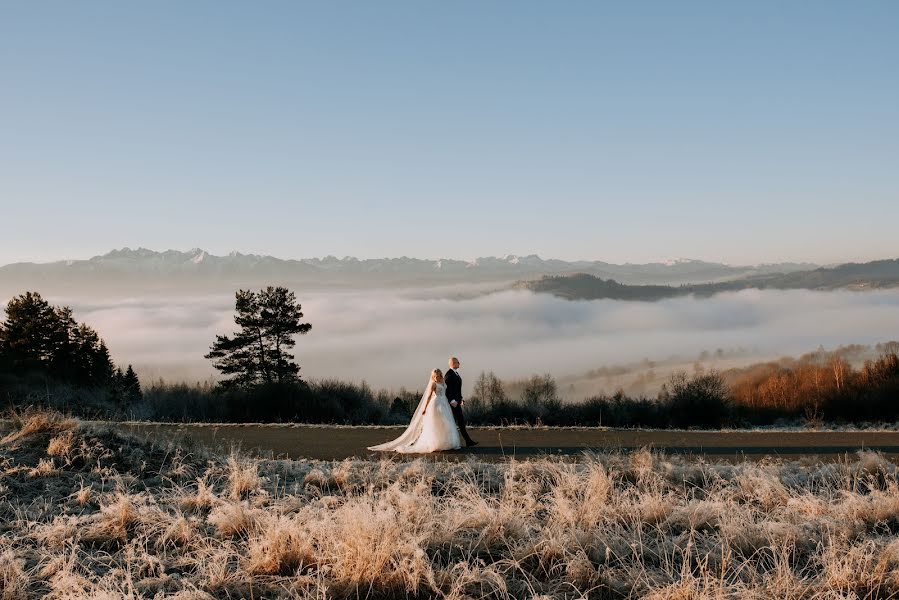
[663,371,732,428]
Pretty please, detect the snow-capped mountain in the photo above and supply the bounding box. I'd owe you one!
[0,248,818,295]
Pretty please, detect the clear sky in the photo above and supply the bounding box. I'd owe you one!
[1,2,897,266]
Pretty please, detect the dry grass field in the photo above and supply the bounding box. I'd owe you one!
[2,412,899,599]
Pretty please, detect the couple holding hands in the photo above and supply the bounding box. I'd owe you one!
[368,357,478,454]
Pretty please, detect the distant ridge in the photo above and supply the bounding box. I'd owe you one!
[520,258,899,301]
[0,247,818,294]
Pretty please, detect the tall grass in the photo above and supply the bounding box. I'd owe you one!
[2,411,899,598]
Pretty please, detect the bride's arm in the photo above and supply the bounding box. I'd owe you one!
[422,382,435,414]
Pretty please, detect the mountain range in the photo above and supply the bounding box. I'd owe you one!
[0,248,819,294]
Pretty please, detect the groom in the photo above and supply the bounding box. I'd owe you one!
[445,357,477,447]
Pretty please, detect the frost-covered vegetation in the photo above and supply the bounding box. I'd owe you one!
[2,411,899,599]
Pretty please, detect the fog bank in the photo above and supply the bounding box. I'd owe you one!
[51,287,899,394]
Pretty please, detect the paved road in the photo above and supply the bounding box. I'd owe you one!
[109,422,899,461]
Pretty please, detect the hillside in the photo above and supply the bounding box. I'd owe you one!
[520,258,899,300]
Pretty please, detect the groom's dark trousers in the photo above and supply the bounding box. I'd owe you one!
[445,369,475,446]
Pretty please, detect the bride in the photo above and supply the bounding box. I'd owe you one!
[368,369,462,453]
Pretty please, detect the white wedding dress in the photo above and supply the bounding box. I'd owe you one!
[368,382,462,453]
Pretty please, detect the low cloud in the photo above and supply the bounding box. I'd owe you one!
[58,287,899,392]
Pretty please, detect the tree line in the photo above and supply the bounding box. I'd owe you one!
[0,286,312,418]
[727,345,899,424]
[0,292,140,414]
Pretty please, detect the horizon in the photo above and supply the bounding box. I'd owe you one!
[3,2,899,266]
[2,244,885,269]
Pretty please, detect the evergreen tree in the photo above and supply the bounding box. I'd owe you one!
[123,365,142,402]
[111,367,126,404]
[46,306,79,378]
[68,324,101,384]
[91,341,116,385]
[0,292,64,368]
[205,287,311,388]
[1,291,121,387]
[0,338,9,373]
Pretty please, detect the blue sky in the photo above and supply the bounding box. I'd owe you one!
[1,2,897,266]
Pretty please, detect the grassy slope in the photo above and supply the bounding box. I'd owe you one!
[2,412,899,599]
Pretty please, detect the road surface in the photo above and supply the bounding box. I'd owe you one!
[102,422,899,461]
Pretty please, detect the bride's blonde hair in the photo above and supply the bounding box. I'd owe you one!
[431,369,444,384]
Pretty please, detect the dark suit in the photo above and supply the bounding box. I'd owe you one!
[444,368,474,445]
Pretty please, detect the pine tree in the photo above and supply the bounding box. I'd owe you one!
[111,367,126,404]
[1,291,121,388]
[123,365,142,402]
[90,340,116,386]
[0,292,64,368]
[62,323,105,385]
[205,287,311,388]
